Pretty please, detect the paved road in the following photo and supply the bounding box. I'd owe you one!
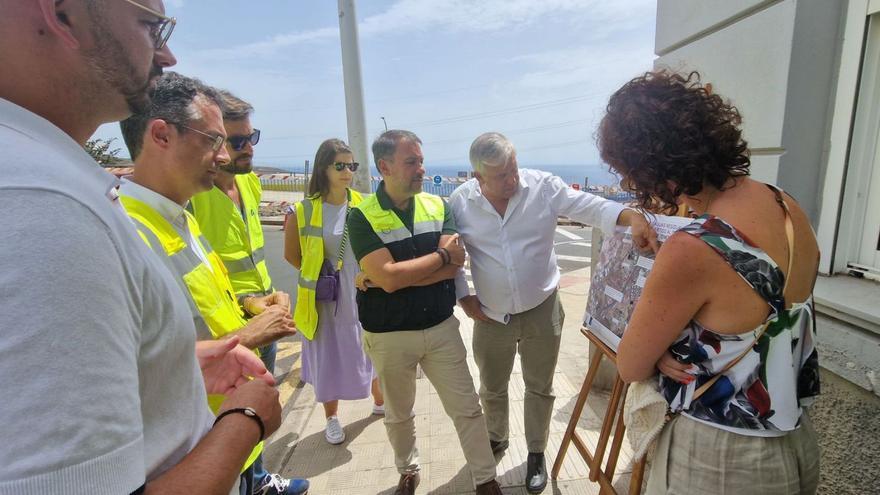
[263,224,594,299]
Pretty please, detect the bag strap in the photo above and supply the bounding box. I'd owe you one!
[691,186,796,402]
[335,189,352,271]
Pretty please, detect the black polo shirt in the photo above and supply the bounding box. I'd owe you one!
[347,182,459,332]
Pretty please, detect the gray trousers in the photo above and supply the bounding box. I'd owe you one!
[472,290,564,453]
[647,413,819,494]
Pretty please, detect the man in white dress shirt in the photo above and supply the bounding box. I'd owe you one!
[449,132,657,493]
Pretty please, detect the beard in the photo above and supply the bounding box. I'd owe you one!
[220,155,254,175]
[82,9,158,116]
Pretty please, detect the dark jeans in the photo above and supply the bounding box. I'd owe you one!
[250,342,278,487]
[240,465,254,495]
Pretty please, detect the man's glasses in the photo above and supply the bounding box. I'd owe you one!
[227,129,261,151]
[121,0,176,49]
[176,124,226,152]
[333,162,359,172]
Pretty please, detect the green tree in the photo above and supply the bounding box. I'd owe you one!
[84,137,123,165]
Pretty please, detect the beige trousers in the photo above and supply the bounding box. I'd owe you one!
[362,315,497,485]
[647,413,820,494]
[472,290,564,453]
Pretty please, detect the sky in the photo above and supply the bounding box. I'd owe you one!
[94,0,657,177]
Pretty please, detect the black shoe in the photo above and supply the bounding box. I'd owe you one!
[489,439,509,454]
[393,472,420,495]
[475,479,503,494]
[526,452,547,494]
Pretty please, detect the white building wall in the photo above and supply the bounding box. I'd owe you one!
[654,0,880,393]
[654,0,842,221]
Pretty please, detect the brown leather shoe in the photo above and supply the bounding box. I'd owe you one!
[393,472,420,495]
[475,479,503,494]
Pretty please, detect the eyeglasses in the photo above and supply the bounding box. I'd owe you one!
[333,162,359,172]
[227,129,261,151]
[121,0,177,49]
[175,123,226,152]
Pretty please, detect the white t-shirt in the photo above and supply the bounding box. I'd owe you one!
[0,98,214,493]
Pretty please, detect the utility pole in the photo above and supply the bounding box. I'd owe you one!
[304,159,310,192]
[338,0,371,193]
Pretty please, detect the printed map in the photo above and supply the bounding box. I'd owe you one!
[584,215,693,350]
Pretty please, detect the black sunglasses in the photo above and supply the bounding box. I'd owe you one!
[227,129,260,151]
[333,162,359,172]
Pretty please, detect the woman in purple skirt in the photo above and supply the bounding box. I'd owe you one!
[284,138,383,445]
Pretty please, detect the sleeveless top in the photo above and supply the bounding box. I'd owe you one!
[659,207,820,435]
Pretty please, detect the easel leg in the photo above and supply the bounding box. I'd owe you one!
[590,377,624,482]
[628,455,647,495]
[551,349,603,479]
[604,383,629,477]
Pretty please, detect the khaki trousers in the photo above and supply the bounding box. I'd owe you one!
[473,290,564,453]
[362,315,497,485]
[647,413,819,494]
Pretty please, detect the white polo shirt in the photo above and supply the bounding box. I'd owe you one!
[0,97,214,493]
[450,168,625,321]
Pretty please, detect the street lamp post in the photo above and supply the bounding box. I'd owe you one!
[381,116,388,131]
[338,0,371,193]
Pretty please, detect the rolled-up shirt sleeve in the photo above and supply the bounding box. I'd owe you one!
[543,174,626,235]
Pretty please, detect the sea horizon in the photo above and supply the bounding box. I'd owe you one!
[258,162,619,187]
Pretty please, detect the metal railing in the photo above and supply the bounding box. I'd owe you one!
[259,174,632,202]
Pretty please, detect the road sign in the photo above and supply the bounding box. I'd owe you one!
[571,183,581,190]
[433,175,442,185]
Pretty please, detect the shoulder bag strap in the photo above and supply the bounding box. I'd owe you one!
[691,186,796,401]
[335,190,352,271]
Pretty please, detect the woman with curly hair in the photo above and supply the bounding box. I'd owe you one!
[599,71,820,494]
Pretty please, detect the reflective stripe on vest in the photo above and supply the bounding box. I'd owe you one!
[356,192,446,242]
[190,172,273,296]
[293,189,363,339]
[129,217,214,340]
[353,191,451,331]
[223,246,266,274]
[120,194,262,471]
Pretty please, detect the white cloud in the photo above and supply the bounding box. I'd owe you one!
[198,0,653,59]
[511,42,655,91]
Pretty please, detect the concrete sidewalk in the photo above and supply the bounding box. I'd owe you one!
[261,267,640,494]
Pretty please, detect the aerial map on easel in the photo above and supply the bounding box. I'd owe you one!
[583,215,694,350]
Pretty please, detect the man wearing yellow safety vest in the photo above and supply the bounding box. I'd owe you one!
[188,91,289,492]
[118,73,309,495]
[189,91,275,362]
[347,130,502,495]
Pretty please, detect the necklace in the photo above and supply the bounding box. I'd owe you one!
[701,189,720,215]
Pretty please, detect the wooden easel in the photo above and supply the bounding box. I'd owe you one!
[551,328,646,494]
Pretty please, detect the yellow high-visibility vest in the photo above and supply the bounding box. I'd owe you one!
[190,172,273,297]
[120,194,263,471]
[293,189,363,339]
[354,190,454,332]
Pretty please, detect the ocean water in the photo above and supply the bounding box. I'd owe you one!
[272,162,619,187]
[423,164,619,187]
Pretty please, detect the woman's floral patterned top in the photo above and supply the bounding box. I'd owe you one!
[659,213,820,433]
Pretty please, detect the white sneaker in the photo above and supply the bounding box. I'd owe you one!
[372,403,385,416]
[325,416,345,445]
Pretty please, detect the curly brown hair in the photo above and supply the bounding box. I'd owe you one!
[597,70,750,214]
